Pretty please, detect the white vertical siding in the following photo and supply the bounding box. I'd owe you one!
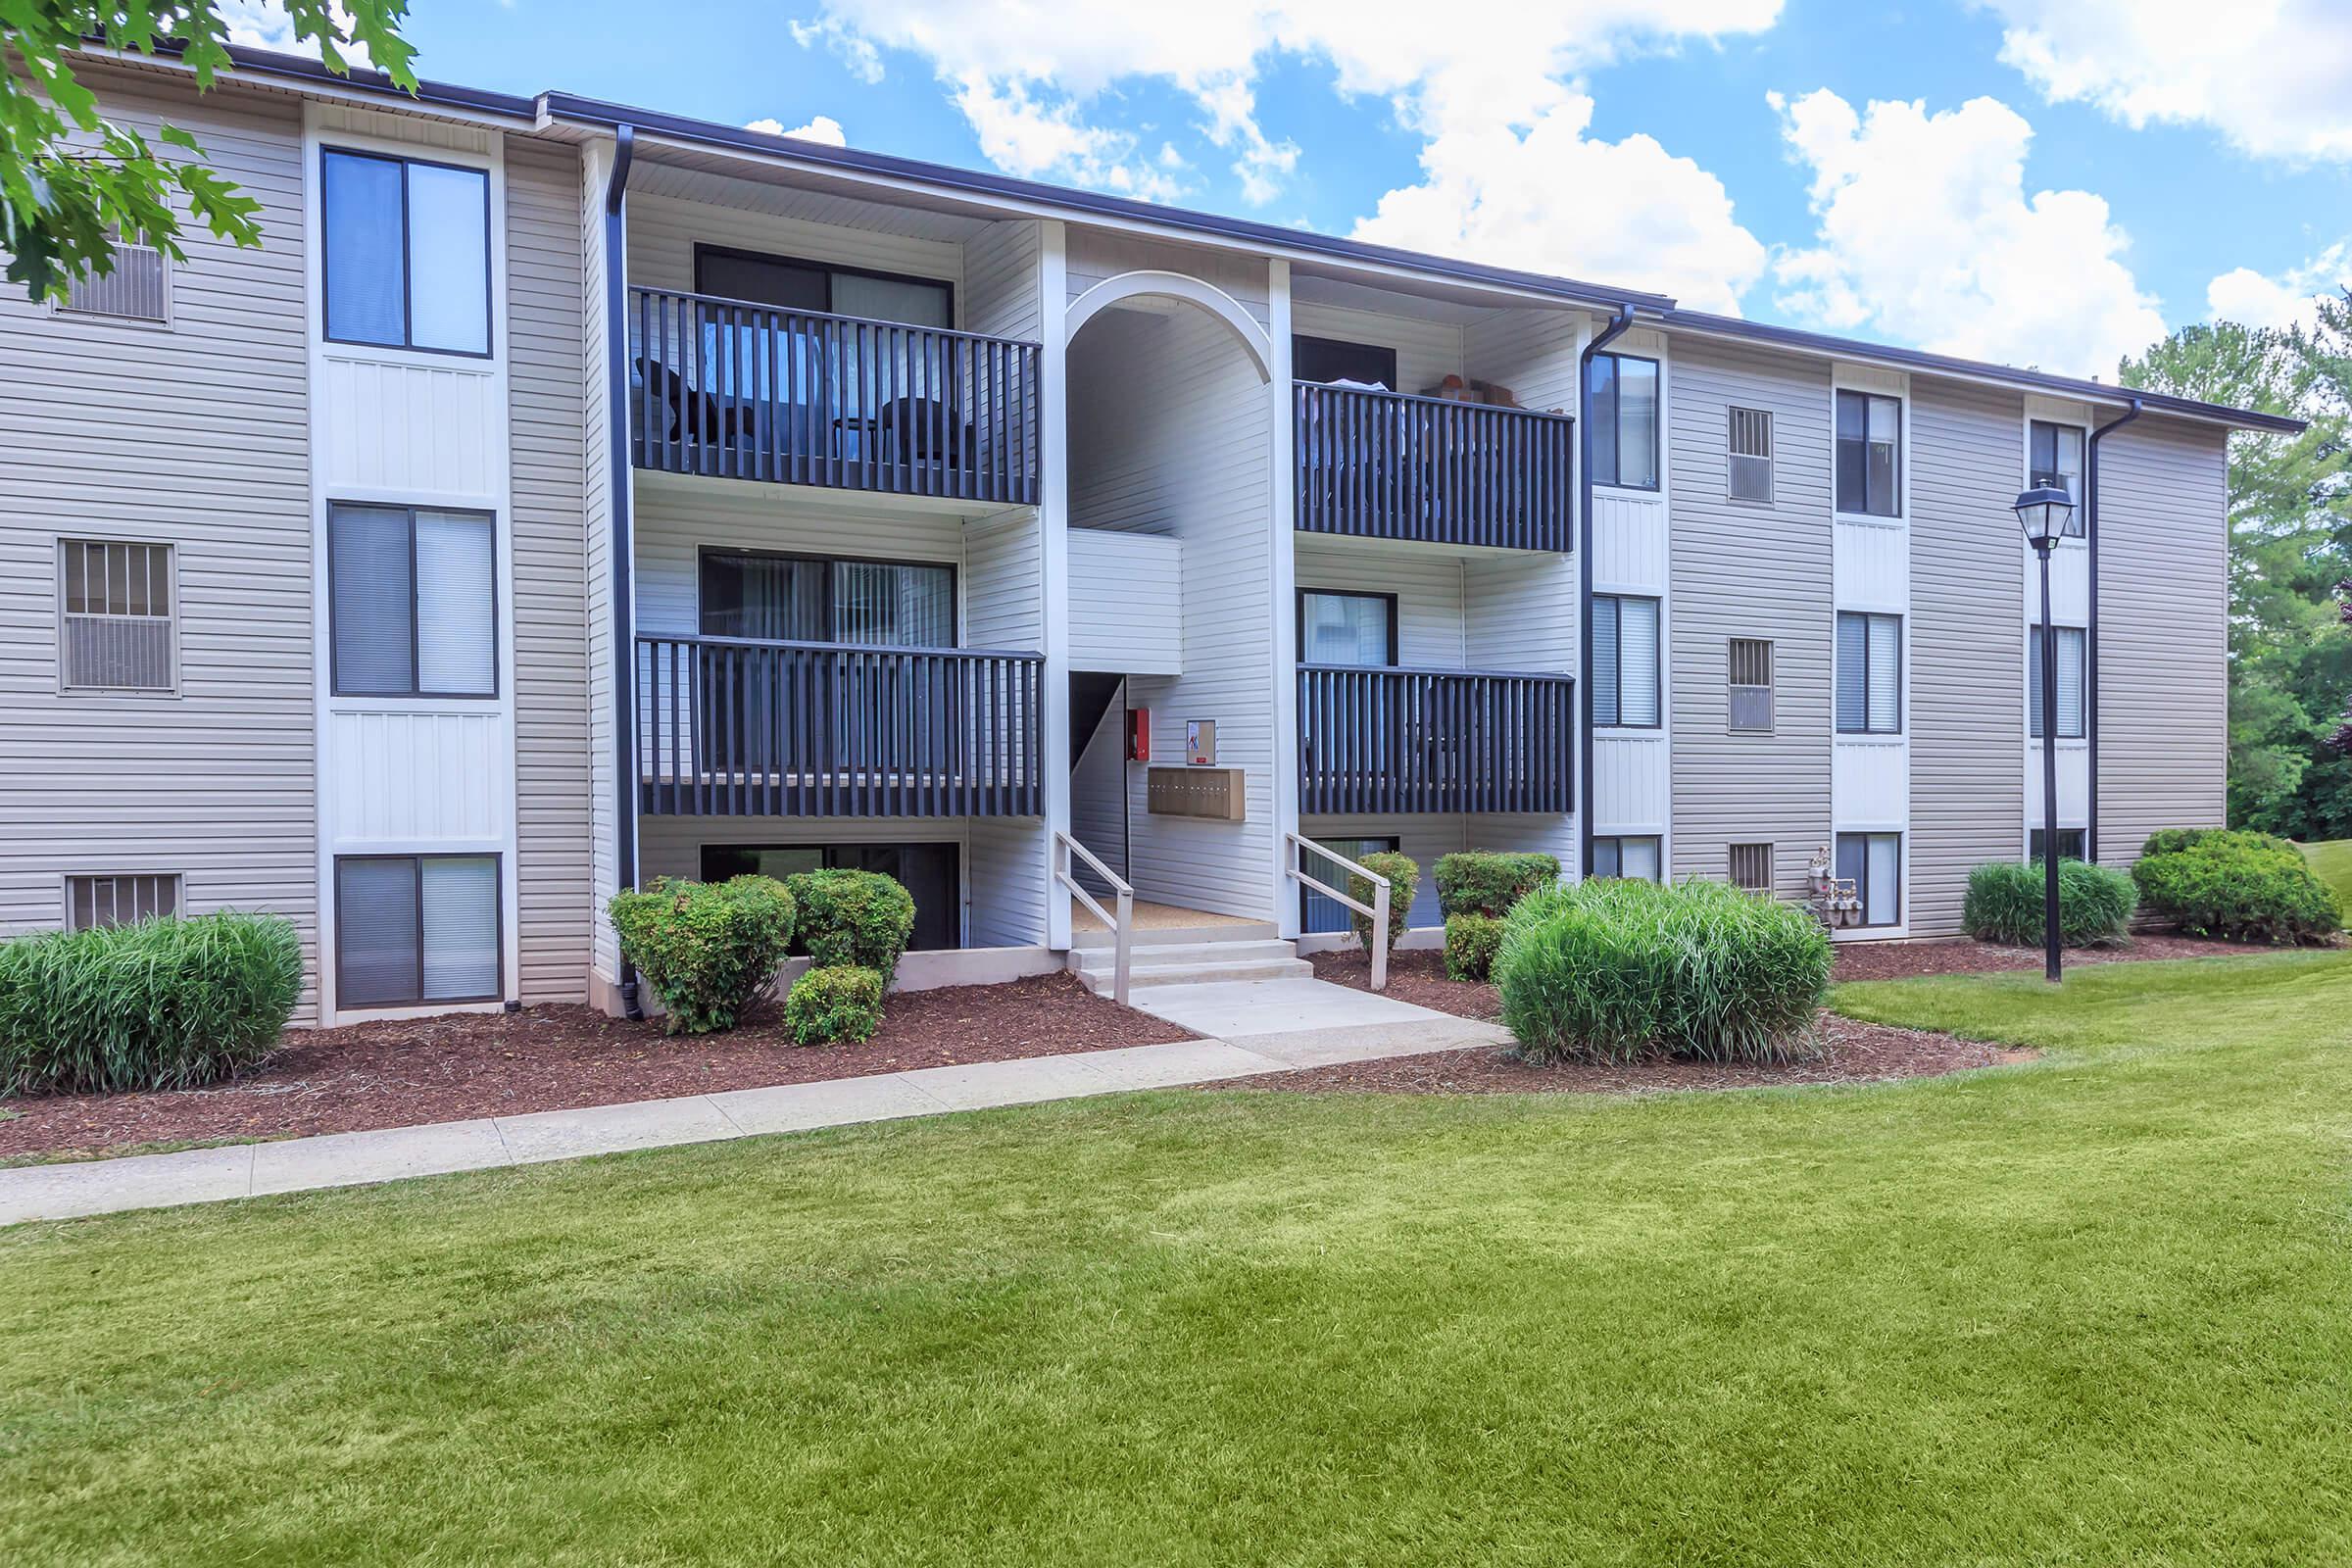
[0,73,319,1011]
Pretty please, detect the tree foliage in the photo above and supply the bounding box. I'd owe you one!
[2,1,416,302]
[2121,298,2352,841]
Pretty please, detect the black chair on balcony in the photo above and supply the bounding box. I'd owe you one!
[636,356,734,456]
[878,394,978,485]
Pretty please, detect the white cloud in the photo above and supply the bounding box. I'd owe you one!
[1770,89,2166,378]
[788,0,1781,216]
[219,1,374,68]
[787,18,885,85]
[2208,242,2352,333]
[1354,94,1765,313]
[745,114,850,147]
[1983,0,2352,163]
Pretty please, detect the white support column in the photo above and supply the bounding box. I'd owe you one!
[1040,220,1075,950]
[1266,259,1301,937]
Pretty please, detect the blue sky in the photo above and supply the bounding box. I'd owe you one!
[364,0,2352,378]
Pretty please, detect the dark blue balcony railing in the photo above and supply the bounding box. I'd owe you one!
[1294,381,1574,552]
[1298,663,1575,814]
[629,287,1042,506]
[636,634,1044,817]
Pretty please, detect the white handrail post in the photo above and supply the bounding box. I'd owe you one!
[1371,880,1390,993]
[1112,885,1133,1006]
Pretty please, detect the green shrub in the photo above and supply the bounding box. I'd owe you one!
[1962,859,2138,948]
[1494,878,1831,1066]
[1434,851,1563,918]
[1348,851,1420,950]
[1444,912,1505,981]
[786,868,916,982]
[783,965,885,1046]
[2139,827,2297,859]
[0,911,302,1095]
[609,875,796,1035]
[2132,831,2341,945]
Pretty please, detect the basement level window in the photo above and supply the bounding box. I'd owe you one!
[1729,844,1774,894]
[66,873,180,931]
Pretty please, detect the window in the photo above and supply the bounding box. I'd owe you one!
[2030,419,2087,534]
[329,505,497,698]
[1294,836,1400,934]
[1835,833,1901,927]
[703,843,961,952]
[66,873,180,931]
[60,243,168,322]
[2029,625,2087,740]
[695,245,953,328]
[2030,827,2087,862]
[1592,594,1661,728]
[1587,352,1660,490]
[1592,836,1662,881]
[1835,390,1901,517]
[1729,843,1774,893]
[1728,407,1773,502]
[335,855,501,1006]
[321,148,491,355]
[1297,590,1397,667]
[1835,612,1902,735]
[1292,334,1398,389]
[1728,638,1774,733]
[59,539,175,693]
[698,550,956,646]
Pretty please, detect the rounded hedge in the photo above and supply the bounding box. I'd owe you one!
[786,868,916,982]
[1348,851,1420,950]
[1434,851,1562,918]
[0,910,303,1095]
[1443,911,1504,981]
[1494,878,1832,1065]
[783,965,885,1046]
[1962,859,2137,948]
[2131,830,2340,945]
[610,875,796,1035]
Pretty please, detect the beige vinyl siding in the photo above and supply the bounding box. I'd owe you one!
[964,513,1049,947]
[0,73,318,1010]
[1065,228,1272,328]
[1908,377,2026,934]
[2096,418,2229,863]
[1667,337,1834,901]
[580,140,621,984]
[1459,306,1585,412]
[506,136,594,1003]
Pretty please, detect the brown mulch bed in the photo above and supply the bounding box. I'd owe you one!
[1827,932,2285,981]
[1216,1010,2034,1097]
[0,972,1195,1163]
[1309,949,1501,1018]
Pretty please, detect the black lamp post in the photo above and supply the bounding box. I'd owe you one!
[2015,484,2076,983]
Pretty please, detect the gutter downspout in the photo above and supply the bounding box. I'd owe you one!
[1578,305,1637,878]
[2083,396,2142,865]
[606,124,642,1018]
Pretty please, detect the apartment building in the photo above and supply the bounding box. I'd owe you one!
[0,47,2295,1024]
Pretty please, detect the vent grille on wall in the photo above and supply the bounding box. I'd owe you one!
[1728,406,1773,502]
[1728,638,1773,732]
[66,873,181,931]
[60,540,174,692]
[1728,843,1774,893]
[61,245,169,322]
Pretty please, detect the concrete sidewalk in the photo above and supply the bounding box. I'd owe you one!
[0,1009,1513,1226]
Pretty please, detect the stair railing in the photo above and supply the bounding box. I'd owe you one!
[1284,831,1391,991]
[1054,830,1134,1005]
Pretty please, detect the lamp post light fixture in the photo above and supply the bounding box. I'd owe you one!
[2014,484,2076,983]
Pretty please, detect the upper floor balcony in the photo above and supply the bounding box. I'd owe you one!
[1297,662,1575,814]
[627,285,1043,507]
[1292,380,1576,553]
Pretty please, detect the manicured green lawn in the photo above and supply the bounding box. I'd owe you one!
[2301,837,2352,910]
[5,953,2350,1566]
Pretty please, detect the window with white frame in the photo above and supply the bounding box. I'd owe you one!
[336,855,501,1006]
[1729,843,1774,893]
[2029,625,2087,740]
[2030,420,2087,534]
[1835,611,1902,735]
[1728,406,1773,502]
[1728,637,1774,732]
[1587,352,1659,490]
[1835,832,1901,927]
[329,505,497,698]
[320,147,491,355]
[1592,594,1661,728]
[1592,836,1661,881]
[66,873,180,931]
[59,539,175,693]
[1835,389,1901,517]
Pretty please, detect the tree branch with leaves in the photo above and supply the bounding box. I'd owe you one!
[1,1,416,301]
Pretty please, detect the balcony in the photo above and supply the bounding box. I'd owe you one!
[627,287,1042,506]
[636,635,1044,817]
[1293,382,1575,552]
[1297,664,1576,814]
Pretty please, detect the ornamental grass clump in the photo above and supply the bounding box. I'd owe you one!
[782,965,885,1046]
[609,875,797,1035]
[0,910,302,1095]
[786,869,916,983]
[1494,878,1831,1066]
[2131,829,2340,945]
[1962,858,2137,948]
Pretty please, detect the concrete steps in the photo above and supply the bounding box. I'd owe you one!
[1068,937,1312,995]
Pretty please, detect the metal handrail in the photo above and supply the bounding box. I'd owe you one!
[1054,830,1133,1006]
[1283,830,1391,991]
